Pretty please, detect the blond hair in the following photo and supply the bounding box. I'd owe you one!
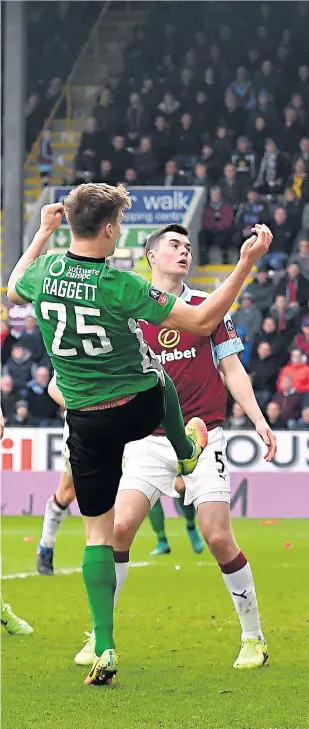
[64,183,131,239]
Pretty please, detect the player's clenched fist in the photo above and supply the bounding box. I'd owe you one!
[240,223,273,267]
[40,203,65,235]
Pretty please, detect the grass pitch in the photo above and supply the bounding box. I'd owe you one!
[2,516,309,729]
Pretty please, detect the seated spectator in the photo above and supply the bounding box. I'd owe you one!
[199,139,220,184]
[174,113,199,169]
[234,189,269,247]
[278,106,305,157]
[294,65,309,104]
[190,162,208,187]
[110,136,133,182]
[254,138,289,196]
[193,90,212,138]
[233,292,263,341]
[27,367,60,426]
[252,315,288,367]
[235,325,252,369]
[99,160,115,185]
[277,349,309,393]
[18,315,46,363]
[254,60,280,97]
[246,271,274,316]
[249,89,277,131]
[290,238,309,281]
[156,159,184,187]
[223,90,248,139]
[294,406,309,430]
[219,164,241,207]
[293,315,309,359]
[226,402,253,430]
[152,115,172,167]
[139,75,158,113]
[296,136,309,174]
[6,400,35,428]
[249,341,278,408]
[282,187,304,232]
[123,168,139,186]
[134,136,158,184]
[157,90,181,126]
[0,375,19,423]
[265,401,287,430]
[303,202,309,231]
[288,158,307,199]
[2,344,34,396]
[273,375,303,425]
[248,116,269,163]
[1,320,17,366]
[125,92,149,145]
[276,261,309,313]
[226,67,256,109]
[93,88,116,133]
[231,136,256,194]
[78,117,102,161]
[258,207,294,270]
[213,124,232,167]
[198,186,234,264]
[270,295,300,339]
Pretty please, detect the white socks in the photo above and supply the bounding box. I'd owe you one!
[220,552,264,642]
[40,496,69,548]
[114,561,129,606]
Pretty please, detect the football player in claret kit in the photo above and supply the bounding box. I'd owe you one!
[7,185,272,686]
[74,223,276,670]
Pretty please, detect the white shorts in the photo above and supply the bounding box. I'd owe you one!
[119,427,230,509]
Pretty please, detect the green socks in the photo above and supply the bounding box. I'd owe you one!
[82,545,116,656]
[178,492,196,530]
[161,372,193,459]
[149,499,167,541]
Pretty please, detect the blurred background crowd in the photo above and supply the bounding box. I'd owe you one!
[1,1,309,429]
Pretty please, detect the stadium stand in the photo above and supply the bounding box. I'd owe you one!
[1,1,309,428]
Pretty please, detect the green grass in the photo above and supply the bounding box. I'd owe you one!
[2,517,309,729]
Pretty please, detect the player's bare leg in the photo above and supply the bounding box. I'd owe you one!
[197,501,268,668]
[37,472,75,576]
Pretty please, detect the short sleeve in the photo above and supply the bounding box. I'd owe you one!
[15,260,37,303]
[122,272,176,325]
[211,313,244,360]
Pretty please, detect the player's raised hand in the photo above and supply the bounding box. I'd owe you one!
[255,418,277,462]
[240,224,273,267]
[40,203,65,235]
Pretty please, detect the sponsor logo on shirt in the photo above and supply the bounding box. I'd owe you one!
[226,319,237,340]
[158,328,181,348]
[66,265,100,281]
[156,347,197,364]
[148,287,168,306]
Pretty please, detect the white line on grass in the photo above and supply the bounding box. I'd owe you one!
[2,562,155,580]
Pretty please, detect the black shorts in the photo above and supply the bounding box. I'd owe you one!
[66,383,165,517]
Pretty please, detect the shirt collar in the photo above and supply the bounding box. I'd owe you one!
[180,283,192,302]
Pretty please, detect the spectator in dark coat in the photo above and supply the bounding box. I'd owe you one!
[18,316,45,363]
[294,406,309,431]
[2,344,34,395]
[258,207,295,270]
[134,136,158,184]
[276,261,309,313]
[1,320,17,366]
[251,315,288,367]
[273,375,304,425]
[125,92,149,145]
[190,163,208,188]
[291,239,309,281]
[93,88,116,134]
[27,367,59,426]
[156,159,185,187]
[226,402,253,430]
[1,375,19,423]
[110,136,133,182]
[246,271,274,315]
[219,164,242,208]
[152,116,172,168]
[198,186,234,264]
[265,401,287,430]
[7,400,35,428]
[293,316,309,359]
[234,189,269,247]
[213,124,233,167]
[254,138,289,195]
[249,341,279,408]
[231,136,256,194]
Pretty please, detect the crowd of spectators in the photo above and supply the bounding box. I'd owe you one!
[1,316,62,428]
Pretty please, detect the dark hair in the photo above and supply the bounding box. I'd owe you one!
[145,224,189,266]
[64,183,131,239]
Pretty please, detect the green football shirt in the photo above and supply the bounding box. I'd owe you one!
[15,252,176,409]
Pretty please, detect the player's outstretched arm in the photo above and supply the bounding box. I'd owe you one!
[48,375,65,408]
[221,353,277,462]
[7,203,64,303]
[163,224,272,336]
